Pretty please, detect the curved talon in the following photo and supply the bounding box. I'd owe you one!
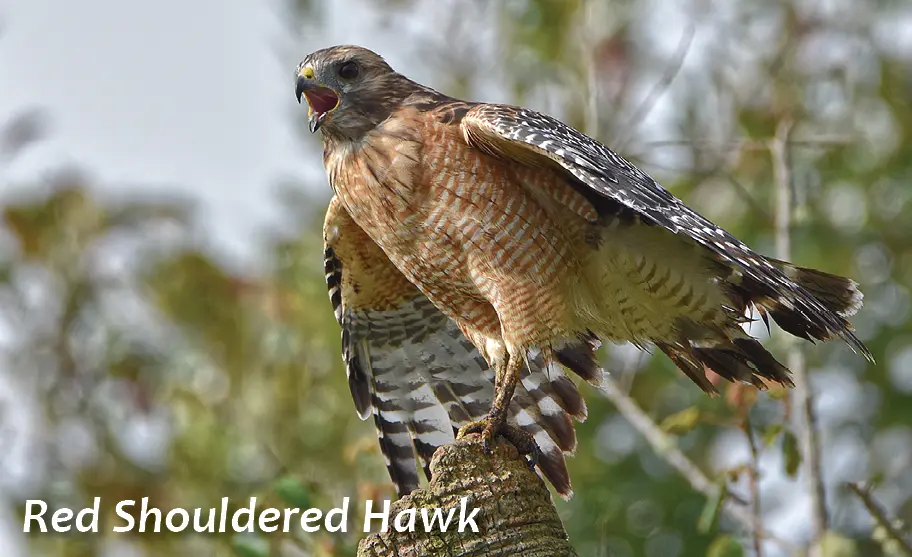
[458,419,541,465]
[524,443,540,470]
[481,423,498,454]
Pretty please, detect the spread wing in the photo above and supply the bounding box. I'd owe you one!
[324,196,586,497]
[461,104,871,360]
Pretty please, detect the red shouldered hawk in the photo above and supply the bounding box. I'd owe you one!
[298,45,872,498]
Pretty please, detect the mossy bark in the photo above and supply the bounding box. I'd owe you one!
[357,433,576,557]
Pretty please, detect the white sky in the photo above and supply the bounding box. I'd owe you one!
[0,0,301,260]
[0,0,432,263]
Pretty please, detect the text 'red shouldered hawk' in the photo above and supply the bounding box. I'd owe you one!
[296,45,872,498]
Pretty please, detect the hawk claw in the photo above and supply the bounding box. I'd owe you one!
[457,419,541,470]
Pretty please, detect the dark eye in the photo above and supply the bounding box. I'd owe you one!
[337,61,359,80]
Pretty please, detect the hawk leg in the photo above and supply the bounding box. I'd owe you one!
[457,354,540,469]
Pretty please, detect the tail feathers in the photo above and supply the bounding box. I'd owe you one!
[513,359,590,498]
[659,335,794,395]
[406,389,456,482]
[432,353,584,499]
[543,373,588,420]
[507,394,573,498]
[693,338,792,388]
[528,430,573,499]
[518,364,581,452]
[732,262,872,361]
[658,342,718,394]
[373,377,467,496]
[554,333,605,386]
[370,398,423,497]
[766,258,863,318]
[366,342,586,498]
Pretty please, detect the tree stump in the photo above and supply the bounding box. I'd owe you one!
[357,433,577,557]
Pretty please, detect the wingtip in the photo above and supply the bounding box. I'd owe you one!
[837,327,874,364]
[556,487,574,501]
[842,279,865,318]
[851,336,876,364]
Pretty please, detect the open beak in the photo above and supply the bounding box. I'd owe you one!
[296,75,339,134]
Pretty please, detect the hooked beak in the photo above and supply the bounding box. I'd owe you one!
[296,74,340,134]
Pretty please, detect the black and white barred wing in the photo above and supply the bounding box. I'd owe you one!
[462,104,871,361]
[323,196,585,497]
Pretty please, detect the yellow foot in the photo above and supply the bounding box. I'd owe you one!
[457,419,540,470]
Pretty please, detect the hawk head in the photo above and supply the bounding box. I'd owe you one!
[296,45,415,140]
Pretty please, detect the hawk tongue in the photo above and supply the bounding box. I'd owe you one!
[304,87,338,133]
[304,87,339,117]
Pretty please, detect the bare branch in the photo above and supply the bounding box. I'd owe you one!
[594,379,798,553]
[580,0,600,141]
[614,24,695,151]
[744,419,764,557]
[725,173,771,222]
[596,379,732,500]
[847,482,912,556]
[770,119,829,554]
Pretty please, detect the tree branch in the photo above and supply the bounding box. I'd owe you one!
[744,419,764,557]
[358,433,576,557]
[594,379,798,553]
[614,24,695,151]
[770,119,830,554]
[847,482,912,556]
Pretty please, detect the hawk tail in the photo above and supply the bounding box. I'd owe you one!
[658,259,868,395]
[370,396,423,497]
[735,259,866,348]
[553,333,605,387]
[764,258,864,318]
[511,359,587,499]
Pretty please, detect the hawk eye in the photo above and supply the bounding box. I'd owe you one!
[337,61,359,80]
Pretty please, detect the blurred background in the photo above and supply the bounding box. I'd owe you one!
[1,0,911,555]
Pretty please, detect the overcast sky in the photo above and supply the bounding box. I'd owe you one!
[0,1,418,552]
[0,0,447,263]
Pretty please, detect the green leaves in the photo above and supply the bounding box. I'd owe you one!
[782,430,802,478]
[232,534,270,557]
[763,424,784,448]
[818,531,859,557]
[660,407,701,436]
[274,476,312,510]
[706,535,745,557]
[697,482,728,534]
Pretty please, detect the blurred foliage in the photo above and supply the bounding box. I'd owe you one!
[0,172,393,555]
[3,0,912,556]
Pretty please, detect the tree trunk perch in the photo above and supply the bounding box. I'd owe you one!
[357,433,577,557]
